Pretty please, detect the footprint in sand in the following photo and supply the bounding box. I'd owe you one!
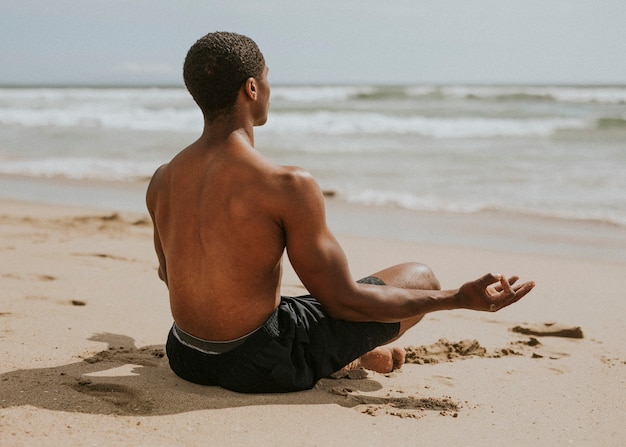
[330,387,460,419]
[71,381,153,414]
[68,337,165,414]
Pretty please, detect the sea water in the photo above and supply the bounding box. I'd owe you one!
[1,84,625,227]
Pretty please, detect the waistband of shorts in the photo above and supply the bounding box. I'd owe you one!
[171,323,258,354]
[171,309,280,355]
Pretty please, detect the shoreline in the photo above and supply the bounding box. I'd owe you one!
[2,173,625,263]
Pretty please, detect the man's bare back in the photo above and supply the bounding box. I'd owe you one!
[146,130,305,340]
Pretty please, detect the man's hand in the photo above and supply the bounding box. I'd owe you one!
[456,273,535,312]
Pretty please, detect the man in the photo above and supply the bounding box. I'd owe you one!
[146,32,535,393]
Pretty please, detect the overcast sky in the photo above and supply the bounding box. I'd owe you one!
[1,0,624,86]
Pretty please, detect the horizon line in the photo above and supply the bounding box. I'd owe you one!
[1,81,626,89]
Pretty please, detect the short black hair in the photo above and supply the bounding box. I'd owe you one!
[183,32,265,121]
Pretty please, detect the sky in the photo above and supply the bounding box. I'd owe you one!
[1,0,625,86]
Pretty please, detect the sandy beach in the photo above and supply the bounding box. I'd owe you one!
[1,193,624,446]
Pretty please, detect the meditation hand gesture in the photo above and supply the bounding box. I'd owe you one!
[456,273,535,312]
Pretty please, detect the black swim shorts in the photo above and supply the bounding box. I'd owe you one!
[166,276,400,393]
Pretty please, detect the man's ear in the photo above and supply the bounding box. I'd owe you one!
[244,77,257,100]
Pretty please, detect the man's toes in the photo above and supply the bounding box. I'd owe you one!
[391,347,406,370]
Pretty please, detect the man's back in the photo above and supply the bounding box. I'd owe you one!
[147,133,290,341]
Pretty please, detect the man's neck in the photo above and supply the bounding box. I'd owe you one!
[200,115,255,148]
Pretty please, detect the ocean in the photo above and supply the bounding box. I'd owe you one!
[1,84,625,227]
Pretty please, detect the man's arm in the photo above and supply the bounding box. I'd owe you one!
[280,168,534,322]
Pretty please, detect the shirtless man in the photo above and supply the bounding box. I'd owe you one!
[146,32,535,393]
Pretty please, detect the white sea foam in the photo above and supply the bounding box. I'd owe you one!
[1,103,588,138]
[344,189,486,213]
[0,87,200,132]
[0,86,621,135]
[0,157,158,181]
[0,103,201,132]
[415,85,626,104]
[342,189,626,226]
[271,85,376,102]
[271,84,626,104]
[265,111,588,138]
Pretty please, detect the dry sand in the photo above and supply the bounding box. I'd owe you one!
[1,197,624,446]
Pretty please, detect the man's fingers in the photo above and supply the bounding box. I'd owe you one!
[500,276,513,294]
[513,281,533,294]
[501,281,535,308]
[514,281,535,299]
[478,273,500,288]
[494,275,519,292]
[479,274,535,312]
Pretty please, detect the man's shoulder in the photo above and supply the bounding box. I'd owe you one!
[146,163,170,207]
[148,163,170,187]
[263,165,325,215]
[270,164,318,190]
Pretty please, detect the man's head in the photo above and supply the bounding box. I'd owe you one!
[183,32,266,121]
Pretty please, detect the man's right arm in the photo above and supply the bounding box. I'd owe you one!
[279,168,534,322]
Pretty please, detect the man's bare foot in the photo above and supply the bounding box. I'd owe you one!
[341,347,406,374]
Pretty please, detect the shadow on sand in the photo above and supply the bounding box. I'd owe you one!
[0,333,459,417]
